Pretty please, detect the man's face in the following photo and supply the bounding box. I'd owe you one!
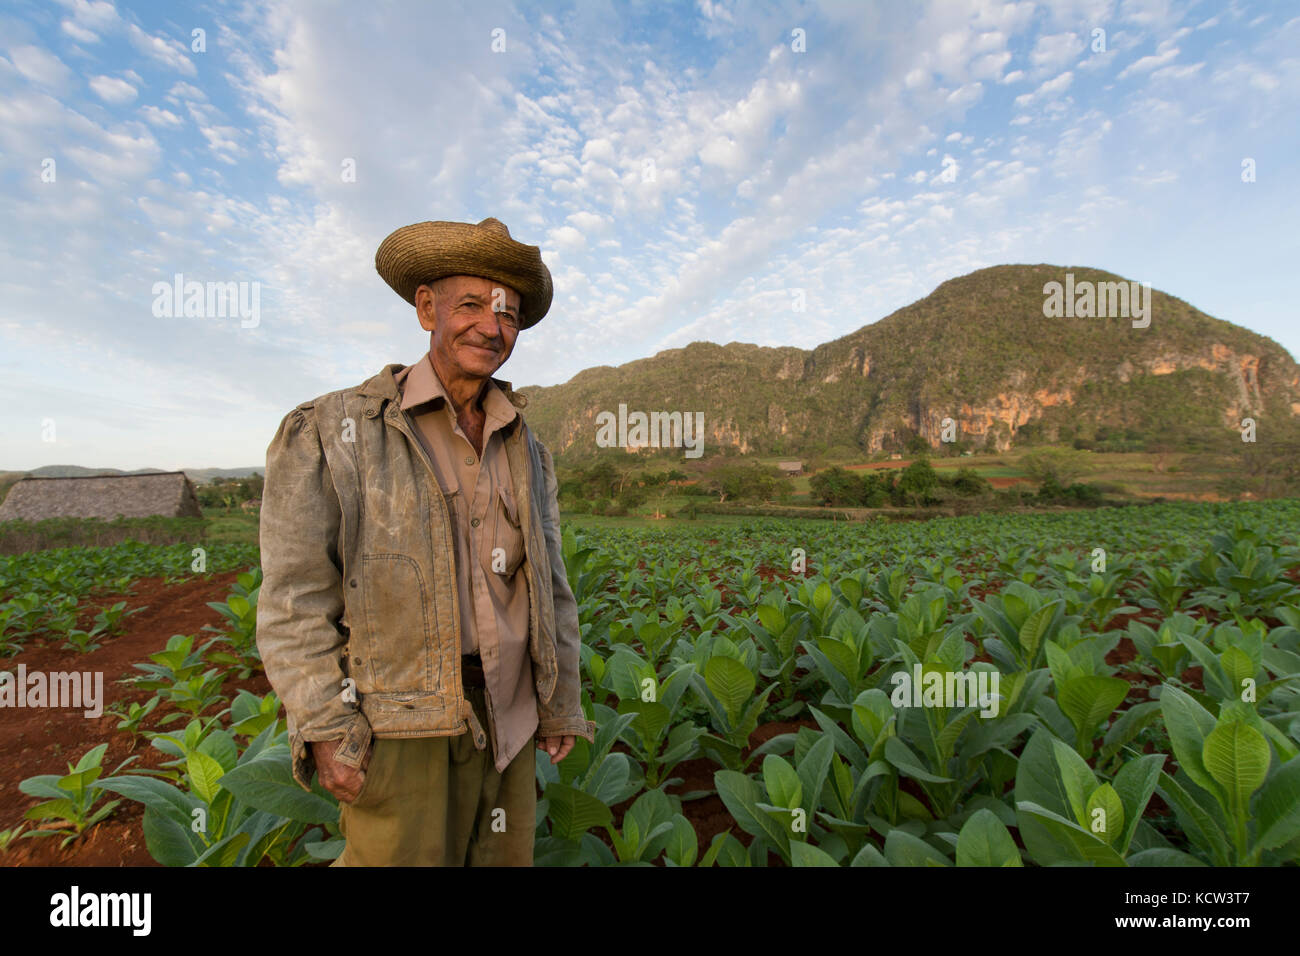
[415,275,521,383]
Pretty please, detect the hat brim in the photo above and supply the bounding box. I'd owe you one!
[375,221,552,329]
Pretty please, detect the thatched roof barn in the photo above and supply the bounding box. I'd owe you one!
[777,460,804,476]
[0,472,203,521]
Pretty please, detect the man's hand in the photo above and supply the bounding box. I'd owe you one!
[312,738,373,804]
[537,734,575,764]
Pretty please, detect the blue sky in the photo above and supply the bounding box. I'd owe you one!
[1,0,1296,470]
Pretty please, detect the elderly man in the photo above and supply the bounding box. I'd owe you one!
[256,217,594,866]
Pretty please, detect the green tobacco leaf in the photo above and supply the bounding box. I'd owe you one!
[1155,772,1230,867]
[218,751,339,824]
[186,751,225,805]
[1160,685,1220,798]
[1219,646,1255,701]
[1111,754,1164,854]
[1202,721,1269,812]
[1018,602,1056,664]
[704,656,755,725]
[1057,676,1128,749]
[955,808,1022,866]
[1051,737,1097,828]
[543,782,612,841]
[756,604,785,637]
[883,830,950,867]
[1255,756,1300,851]
[1085,783,1125,846]
[763,755,802,810]
[790,841,841,867]
[1015,801,1126,866]
[884,737,953,784]
[715,770,790,861]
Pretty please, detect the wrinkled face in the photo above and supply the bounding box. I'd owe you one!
[414,274,521,383]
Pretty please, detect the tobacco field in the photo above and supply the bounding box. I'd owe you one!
[4,499,1300,866]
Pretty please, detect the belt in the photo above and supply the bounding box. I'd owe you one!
[461,654,486,688]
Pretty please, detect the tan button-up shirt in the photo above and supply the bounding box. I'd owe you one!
[392,352,537,771]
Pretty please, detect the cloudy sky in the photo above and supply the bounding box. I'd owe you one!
[1,0,1296,471]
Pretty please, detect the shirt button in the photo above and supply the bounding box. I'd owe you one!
[465,456,475,465]
[470,517,480,527]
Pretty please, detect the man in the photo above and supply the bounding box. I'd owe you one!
[256,217,595,866]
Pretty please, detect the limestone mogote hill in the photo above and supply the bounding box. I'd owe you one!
[515,264,1300,460]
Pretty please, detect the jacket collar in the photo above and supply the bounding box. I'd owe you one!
[360,359,529,415]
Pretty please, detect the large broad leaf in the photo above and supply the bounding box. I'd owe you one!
[1057,676,1128,749]
[190,831,251,867]
[662,815,698,867]
[850,843,890,866]
[1159,685,1220,799]
[218,750,340,824]
[1126,848,1208,866]
[955,808,1022,866]
[704,656,755,725]
[1085,783,1125,846]
[1014,729,1086,866]
[795,734,835,819]
[543,782,612,841]
[762,755,802,810]
[790,841,841,867]
[186,751,226,805]
[884,736,953,783]
[92,776,195,822]
[1154,772,1231,867]
[1253,756,1300,851]
[617,699,670,749]
[141,806,202,866]
[714,770,790,860]
[1015,801,1126,866]
[1018,602,1057,664]
[883,830,950,867]
[1202,721,1270,813]
[1111,754,1165,854]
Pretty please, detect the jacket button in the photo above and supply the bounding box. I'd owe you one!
[471,517,480,527]
[364,407,378,418]
[349,579,357,588]
[353,656,362,665]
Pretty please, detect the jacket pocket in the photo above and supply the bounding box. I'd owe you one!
[487,484,525,579]
[358,552,434,692]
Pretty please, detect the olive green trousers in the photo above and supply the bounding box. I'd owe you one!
[332,685,537,866]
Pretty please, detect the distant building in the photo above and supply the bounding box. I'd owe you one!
[0,472,203,522]
[888,453,903,460]
[777,460,803,476]
[240,498,262,513]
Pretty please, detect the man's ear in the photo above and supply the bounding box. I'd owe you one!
[414,284,438,331]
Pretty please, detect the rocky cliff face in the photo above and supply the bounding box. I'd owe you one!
[518,265,1300,458]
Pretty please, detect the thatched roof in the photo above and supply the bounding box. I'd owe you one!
[0,472,203,522]
[777,460,803,472]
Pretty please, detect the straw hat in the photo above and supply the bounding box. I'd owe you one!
[374,217,553,329]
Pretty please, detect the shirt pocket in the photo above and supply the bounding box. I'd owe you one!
[487,484,526,579]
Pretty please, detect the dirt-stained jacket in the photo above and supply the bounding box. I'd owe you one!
[256,363,596,791]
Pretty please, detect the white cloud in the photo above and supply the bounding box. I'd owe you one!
[139,104,182,127]
[127,24,197,76]
[88,74,138,104]
[7,45,74,90]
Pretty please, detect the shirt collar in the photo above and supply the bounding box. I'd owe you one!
[394,352,518,429]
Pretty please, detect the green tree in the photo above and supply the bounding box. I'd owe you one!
[1020,447,1092,487]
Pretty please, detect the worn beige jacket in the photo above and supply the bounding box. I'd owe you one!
[256,363,596,791]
